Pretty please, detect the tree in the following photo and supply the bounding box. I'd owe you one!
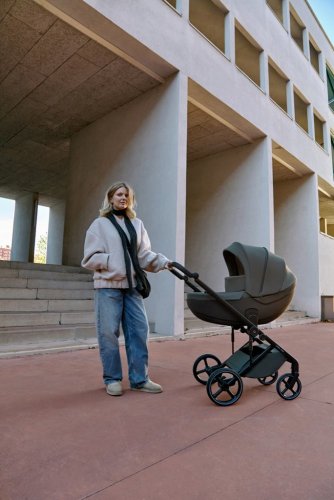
[34,233,48,264]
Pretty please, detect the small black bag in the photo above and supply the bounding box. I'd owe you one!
[135,269,151,299]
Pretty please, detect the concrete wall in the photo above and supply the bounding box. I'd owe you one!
[64,73,187,335]
[274,175,320,317]
[186,138,274,290]
[319,233,334,295]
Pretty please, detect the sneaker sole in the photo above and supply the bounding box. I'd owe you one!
[131,387,162,393]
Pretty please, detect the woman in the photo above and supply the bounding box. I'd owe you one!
[82,181,171,396]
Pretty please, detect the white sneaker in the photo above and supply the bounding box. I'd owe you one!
[106,381,123,396]
[131,379,163,393]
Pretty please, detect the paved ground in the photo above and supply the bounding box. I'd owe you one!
[1,322,334,500]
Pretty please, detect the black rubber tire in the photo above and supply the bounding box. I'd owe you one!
[207,367,243,406]
[276,373,302,400]
[192,354,221,385]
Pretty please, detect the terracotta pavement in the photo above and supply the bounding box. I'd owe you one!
[1,322,334,500]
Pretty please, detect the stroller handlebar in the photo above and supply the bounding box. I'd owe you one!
[169,262,199,279]
[168,262,201,292]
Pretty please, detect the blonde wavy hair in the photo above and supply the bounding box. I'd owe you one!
[99,181,136,219]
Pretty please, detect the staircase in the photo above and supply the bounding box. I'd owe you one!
[0,261,96,356]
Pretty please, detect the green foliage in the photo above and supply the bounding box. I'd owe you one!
[34,233,47,264]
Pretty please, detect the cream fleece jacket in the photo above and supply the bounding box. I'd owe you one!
[81,216,169,289]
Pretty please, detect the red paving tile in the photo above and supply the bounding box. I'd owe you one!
[0,323,333,500]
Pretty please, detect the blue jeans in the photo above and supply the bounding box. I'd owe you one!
[94,288,149,387]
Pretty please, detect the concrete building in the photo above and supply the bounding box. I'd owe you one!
[0,246,11,261]
[1,0,334,337]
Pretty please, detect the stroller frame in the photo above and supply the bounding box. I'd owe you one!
[170,262,301,407]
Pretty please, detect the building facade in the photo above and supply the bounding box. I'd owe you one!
[1,0,334,335]
[0,246,11,261]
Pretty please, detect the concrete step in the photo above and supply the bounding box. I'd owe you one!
[0,288,94,299]
[0,311,95,328]
[0,268,93,281]
[0,299,94,312]
[0,277,94,289]
[0,288,38,299]
[0,261,91,274]
[37,289,94,300]
[0,323,96,347]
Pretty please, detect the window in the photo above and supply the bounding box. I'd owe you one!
[268,60,288,112]
[309,37,320,74]
[294,89,309,133]
[235,25,262,87]
[327,65,334,112]
[164,0,178,10]
[314,112,325,148]
[266,0,283,24]
[290,8,305,52]
[331,132,334,174]
[189,0,227,54]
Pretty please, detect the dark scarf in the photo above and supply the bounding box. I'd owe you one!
[106,212,142,289]
[112,208,126,216]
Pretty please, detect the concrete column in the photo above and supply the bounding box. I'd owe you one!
[318,51,325,80]
[224,11,235,63]
[179,0,187,16]
[186,138,274,291]
[322,121,329,153]
[46,200,66,265]
[274,174,320,317]
[319,217,327,233]
[260,51,269,94]
[303,29,310,60]
[282,0,290,32]
[11,192,38,262]
[65,73,188,336]
[286,80,295,119]
[307,103,315,139]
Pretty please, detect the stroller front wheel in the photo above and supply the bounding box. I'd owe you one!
[276,373,302,400]
[207,367,243,406]
[193,354,221,385]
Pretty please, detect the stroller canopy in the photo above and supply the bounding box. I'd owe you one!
[223,242,295,297]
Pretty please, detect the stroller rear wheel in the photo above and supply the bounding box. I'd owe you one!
[207,367,243,406]
[193,354,221,385]
[276,373,302,400]
[257,372,278,385]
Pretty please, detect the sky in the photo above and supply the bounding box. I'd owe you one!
[0,0,333,248]
[0,197,49,249]
[307,0,334,45]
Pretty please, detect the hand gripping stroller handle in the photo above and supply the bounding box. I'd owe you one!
[168,262,201,292]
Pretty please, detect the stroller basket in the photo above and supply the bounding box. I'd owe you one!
[169,242,301,407]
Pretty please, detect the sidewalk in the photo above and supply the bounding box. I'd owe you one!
[1,322,334,500]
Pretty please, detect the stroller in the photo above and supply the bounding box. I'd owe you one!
[170,242,301,407]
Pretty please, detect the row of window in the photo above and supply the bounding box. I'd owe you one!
[164,0,334,157]
[268,0,323,73]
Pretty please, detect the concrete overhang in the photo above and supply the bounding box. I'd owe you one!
[272,141,313,181]
[0,0,176,203]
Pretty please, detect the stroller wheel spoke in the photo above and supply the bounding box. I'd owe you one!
[212,387,224,399]
[207,368,243,407]
[193,354,221,385]
[257,372,278,386]
[276,373,302,400]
